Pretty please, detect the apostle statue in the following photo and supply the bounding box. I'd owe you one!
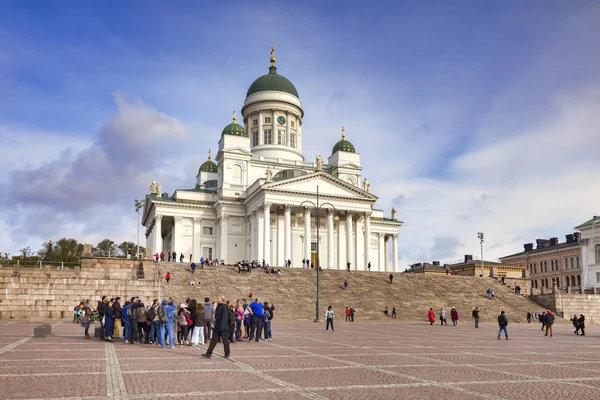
[265,167,273,182]
[316,155,323,170]
[391,206,397,220]
[363,178,370,192]
[150,179,157,194]
[156,181,162,195]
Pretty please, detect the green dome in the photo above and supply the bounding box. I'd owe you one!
[221,121,247,137]
[247,66,299,98]
[199,159,217,173]
[332,137,356,154]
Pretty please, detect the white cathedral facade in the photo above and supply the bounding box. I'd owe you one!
[141,51,402,272]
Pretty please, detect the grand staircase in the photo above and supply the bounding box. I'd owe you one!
[157,263,545,323]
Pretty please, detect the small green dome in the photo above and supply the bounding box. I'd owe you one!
[222,121,246,137]
[199,159,217,173]
[332,136,356,155]
[247,66,299,98]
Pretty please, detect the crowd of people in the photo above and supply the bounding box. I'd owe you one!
[75,294,276,358]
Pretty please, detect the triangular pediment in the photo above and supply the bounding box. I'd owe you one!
[217,147,252,158]
[264,172,377,200]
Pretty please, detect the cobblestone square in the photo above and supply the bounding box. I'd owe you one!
[1,320,600,399]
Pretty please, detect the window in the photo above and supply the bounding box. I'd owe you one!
[551,260,555,271]
[565,258,569,269]
[311,242,317,252]
[231,165,242,185]
[571,276,576,286]
[264,117,271,124]
[277,130,284,144]
[252,131,258,146]
[202,247,212,260]
[264,129,272,144]
[577,275,581,286]
[571,257,575,268]
[290,133,296,148]
[253,119,258,126]
[596,244,600,264]
[544,261,548,272]
[291,121,295,128]
[596,272,600,283]
[577,256,580,268]
[203,227,213,235]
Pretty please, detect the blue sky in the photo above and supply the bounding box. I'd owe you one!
[1,1,599,266]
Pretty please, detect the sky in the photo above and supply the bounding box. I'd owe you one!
[0,0,599,267]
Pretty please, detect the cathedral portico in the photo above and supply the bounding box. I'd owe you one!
[142,49,402,270]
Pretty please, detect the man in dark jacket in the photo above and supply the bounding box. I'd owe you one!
[97,296,108,339]
[202,295,230,358]
[544,310,554,337]
[497,310,510,340]
[112,297,123,340]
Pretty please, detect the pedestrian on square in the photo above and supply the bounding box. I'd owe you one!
[472,307,480,328]
[577,314,585,336]
[539,312,547,332]
[325,306,335,331]
[428,308,435,325]
[439,308,447,326]
[346,307,351,322]
[104,299,115,342]
[497,310,510,340]
[112,297,123,340]
[451,307,459,326]
[97,296,107,340]
[189,300,205,346]
[350,307,355,322]
[391,307,397,319]
[249,297,263,341]
[527,312,532,323]
[544,310,554,337]
[202,295,231,359]
[383,306,389,317]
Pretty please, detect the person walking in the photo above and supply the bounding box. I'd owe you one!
[439,308,447,326]
[428,308,435,325]
[202,295,231,358]
[472,307,480,328]
[577,314,586,336]
[345,307,351,322]
[497,310,510,340]
[325,306,335,332]
[165,272,171,284]
[451,307,459,326]
[544,310,554,337]
[391,307,397,319]
[389,273,394,284]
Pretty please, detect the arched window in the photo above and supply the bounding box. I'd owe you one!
[231,165,243,186]
[565,276,570,287]
[577,275,581,286]
[571,276,576,286]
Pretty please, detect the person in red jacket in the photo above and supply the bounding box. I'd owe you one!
[451,307,459,326]
[165,272,171,284]
[427,308,435,325]
[345,307,351,322]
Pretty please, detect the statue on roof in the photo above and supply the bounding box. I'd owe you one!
[363,178,370,192]
[150,178,157,195]
[265,167,273,182]
[316,154,323,170]
[156,181,162,195]
[391,206,397,220]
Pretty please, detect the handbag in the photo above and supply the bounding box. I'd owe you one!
[80,315,89,327]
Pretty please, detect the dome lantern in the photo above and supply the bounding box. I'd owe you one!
[221,108,247,137]
[199,149,217,173]
[331,126,356,154]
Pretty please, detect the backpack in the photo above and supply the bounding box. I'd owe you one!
[158,306,168,323]
[147,307,156,321]
[125,306,134,318]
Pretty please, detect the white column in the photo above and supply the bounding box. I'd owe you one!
[355,216,364,270]
[392,233,399,273]
[263,203,271,265]
[250,212,257,260]
[220,216,229,262]
[364,212,371,269]
[384,235,389,272]
[154,215,163,254]
[272,108,276,143]
[304,207,311,261]
[327,209,334,269]
[284,205,292,265]
[257,208,264,262]
[258,110,263,145]
[378,233,385,272]
[173,216,182,254]
[276,209,284,266]
[345,212,353,269]
[337,215,345,270]
[193,217,201,261]
[285,111,290,145]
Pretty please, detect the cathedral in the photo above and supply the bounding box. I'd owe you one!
[141,50,402,271]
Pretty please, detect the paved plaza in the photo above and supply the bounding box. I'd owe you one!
[1,319,600,399]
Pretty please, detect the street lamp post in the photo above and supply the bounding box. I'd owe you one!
[477,232,484,277]
[134,199,144,259]
[296,186,339,322]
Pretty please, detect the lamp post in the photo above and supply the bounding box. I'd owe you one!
[134,199,144,259]
[477,232,484,277]
[296,186,339,322]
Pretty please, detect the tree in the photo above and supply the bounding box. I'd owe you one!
[37,238,83,263]
[19,246,34,258]
[118,241,135,257]
[96,239,116,257]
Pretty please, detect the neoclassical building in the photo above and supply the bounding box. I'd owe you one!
[141,50,403,271]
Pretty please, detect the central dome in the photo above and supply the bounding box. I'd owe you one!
[247,66,299,98]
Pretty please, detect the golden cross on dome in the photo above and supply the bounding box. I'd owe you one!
[341,126,346,140]
[270,46,276,67]
[208,148,211,161]
[232,108,237,123]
